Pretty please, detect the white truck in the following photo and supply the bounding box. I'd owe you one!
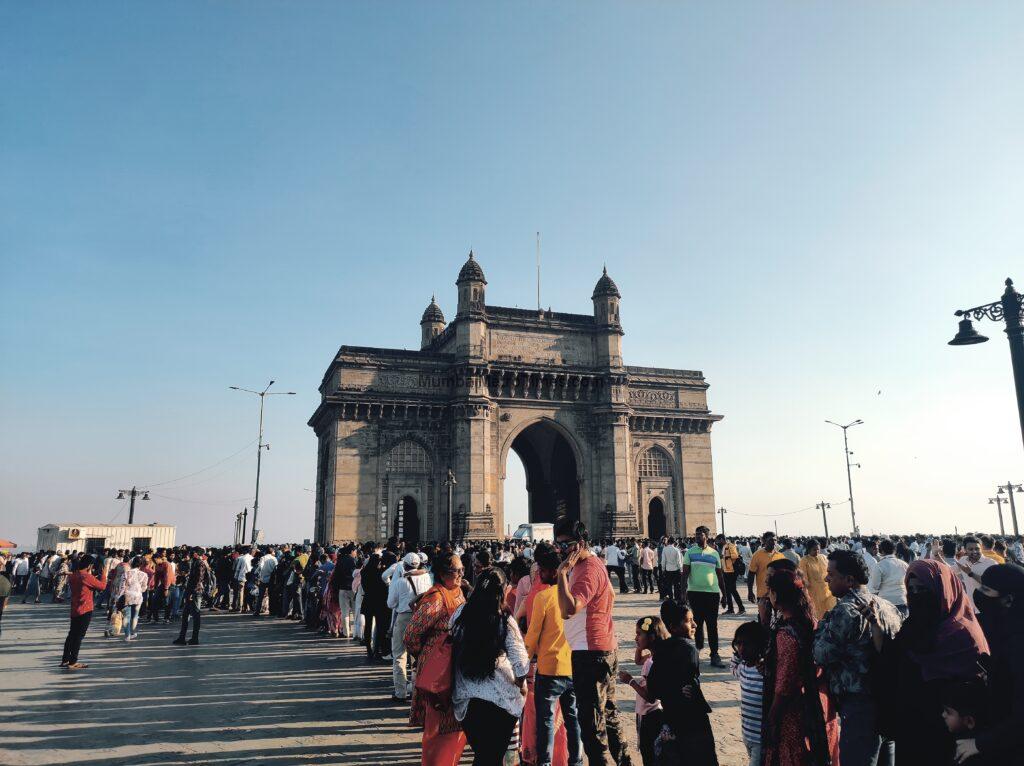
[511,523,554,543]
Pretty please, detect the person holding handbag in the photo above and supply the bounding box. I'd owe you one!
[405,553,467,766]
[449,567,531,766]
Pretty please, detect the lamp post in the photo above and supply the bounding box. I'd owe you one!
[230,381,296,544]
[817,500,832,540]
[989,496,1006,536]
[717,506,727,537]
[825,419,864,536]
[949,278,1024,457]
[444,468,457,542]
[116,486,150,524]
[997,482,1023,537]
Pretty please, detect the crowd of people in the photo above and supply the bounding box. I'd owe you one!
[1,525,1022,765]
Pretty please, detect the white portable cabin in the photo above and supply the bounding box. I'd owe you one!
[36,523,177,554]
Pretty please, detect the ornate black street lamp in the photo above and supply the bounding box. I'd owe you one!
[949,278,1024,457]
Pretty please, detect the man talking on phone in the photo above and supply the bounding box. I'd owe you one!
[556,517,633,766]
[813,549,903,766]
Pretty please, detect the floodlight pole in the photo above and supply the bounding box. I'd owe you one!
[230,381,296,544]
[826,420,864,536]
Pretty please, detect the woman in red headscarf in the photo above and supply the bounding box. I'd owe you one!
[879,559,989,763]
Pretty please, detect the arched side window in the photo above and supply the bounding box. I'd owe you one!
[386,440,431,473]
[638,448,673,477]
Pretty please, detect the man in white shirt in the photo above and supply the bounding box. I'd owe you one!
[638,540,657,594]
[660,538,683,601]
[860,539,880,583]
[603,540,628,595]
[253,551,277,618]
[957,536,995,614]
[12,554,30,593]
[868,539,909,615]
[232,549,254,612]
[387,553,432,702]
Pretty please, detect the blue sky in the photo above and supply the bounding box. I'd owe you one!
[2,2,1023,548]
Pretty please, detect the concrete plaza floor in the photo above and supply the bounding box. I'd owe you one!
[0,594,749,766]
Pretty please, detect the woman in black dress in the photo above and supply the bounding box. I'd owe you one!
[360,553,390,662]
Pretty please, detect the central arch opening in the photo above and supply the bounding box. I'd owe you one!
[647,496,666,540]
[396,495,420,543]
[506,420,580,529]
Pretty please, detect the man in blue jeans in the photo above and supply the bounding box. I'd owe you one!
[523,545,583,766]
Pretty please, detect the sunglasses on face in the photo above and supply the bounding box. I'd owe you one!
[450,568,465,575]
[557,541,576,552]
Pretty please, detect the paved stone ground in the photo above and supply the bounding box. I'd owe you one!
[0,594,749,765]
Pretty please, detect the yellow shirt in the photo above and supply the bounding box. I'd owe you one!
[721,542,738,574]
[799,553,836,618]
[523,585,572,677]
[748,548,786,598]
[983,550,1006,564]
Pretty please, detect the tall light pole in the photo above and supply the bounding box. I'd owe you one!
[717,506,727,537]
[817,500,832,540]
[230,381,295,544]
[444,468,457,542]
[989,496,1006,535]
[116,486,150,524]
[997,482,1023,537]
[948,278,1024,456]
[826,419,864,536]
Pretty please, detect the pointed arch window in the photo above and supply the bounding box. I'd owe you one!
[387,440,431,473]
[638,448,673,477]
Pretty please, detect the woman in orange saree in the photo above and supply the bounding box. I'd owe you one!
[405,553,467,766]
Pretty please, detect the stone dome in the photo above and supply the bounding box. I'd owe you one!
[592,266,621,299]
[456,250,487,284]
[420,296,445,324]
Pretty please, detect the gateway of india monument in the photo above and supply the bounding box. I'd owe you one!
[309,252,722,544]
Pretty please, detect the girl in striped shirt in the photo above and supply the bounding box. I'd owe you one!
[730,620,768,766]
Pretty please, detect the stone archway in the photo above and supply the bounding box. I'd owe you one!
[502,419,581,527]
[396,495,420,543]
[648,496,666,540]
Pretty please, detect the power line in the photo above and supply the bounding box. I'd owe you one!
[149,492,255,507]
[108,498,129,523]
[152,452,252,491]
[140,438,259,489]
[727,500,850,519]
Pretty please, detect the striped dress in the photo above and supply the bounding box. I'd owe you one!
[731,656,764,748]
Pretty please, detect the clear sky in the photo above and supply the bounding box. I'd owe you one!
[2,2,1023,549]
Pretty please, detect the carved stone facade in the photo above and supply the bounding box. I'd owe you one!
[308,253,723,543]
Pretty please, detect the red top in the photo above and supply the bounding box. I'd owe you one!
[69,570,108,617]
[154,560,173,589]
[565,554,616,652]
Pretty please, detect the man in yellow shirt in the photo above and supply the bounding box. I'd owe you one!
[747,531,786,625]
[524,545,583,766]
[981,535,1006,564]
[716,534,745,615]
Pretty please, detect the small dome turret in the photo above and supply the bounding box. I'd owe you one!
[456,250,487,285]
[592,266,620,299]
[420,295,445,324]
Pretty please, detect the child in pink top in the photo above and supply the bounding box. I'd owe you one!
[618,615,666,766]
